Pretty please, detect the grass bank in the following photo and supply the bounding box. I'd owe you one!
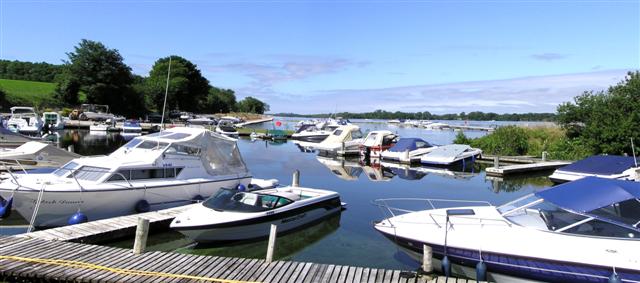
[455,125,593,161]
[0,78,57,108]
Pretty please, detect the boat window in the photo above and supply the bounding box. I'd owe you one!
[563,219,638,239]
[53,161,80,177]
[415,141,432,148]
[364,133,378,144]
[332,130,343,136]
[352,130,364,139]
[165,144,201,156]
[123,138,143,149]
[137,141,169,150]
[107,167,183,182]
[68,166,109,181]
[589,199,640,226]
[162,133,191,140]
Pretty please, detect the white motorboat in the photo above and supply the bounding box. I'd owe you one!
[291,124,335,142]
[312,125,364,155]
[7,107,43,135]
[549,155,640,184]
[420,144,482,166]
[187,116,216,126]
[215,120,239,138]
[170,186,342,242]
[373,177,640,282]
[423,122,450,130]
[359,130,398,158]
[121,120,142,133]
[42,112,64,131]
[0,141,80,172]
[380,138,437,164]
[89,119,116,132]
[0,127,255,227]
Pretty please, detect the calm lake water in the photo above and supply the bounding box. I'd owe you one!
[0,119,554,270]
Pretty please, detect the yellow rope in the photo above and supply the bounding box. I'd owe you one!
[0,255,261,283]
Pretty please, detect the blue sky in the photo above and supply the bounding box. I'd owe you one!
[1,0,638,114]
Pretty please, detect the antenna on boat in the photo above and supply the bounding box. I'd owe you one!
[632,138,638,167]
[160,56,172,132]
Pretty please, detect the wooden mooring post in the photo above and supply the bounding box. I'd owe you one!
[132,217,149,255]
[422,244,433,273]
[292,170,300,187]
[493,155,500,168]
[265,224,278,263]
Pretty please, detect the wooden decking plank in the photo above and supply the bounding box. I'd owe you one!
[228,258,261,281]
[1,240,63,272]
[183,255,225,280]
[166,254,210,283]
[68,246,132,281]
[265,261,293,283]
[299,262,322,283]
[383,269,394,283]
[368,268,378,283]
[200,256,235,280]
[58,244,121,281]
[217,257,252,282]
[255,261,280,282]
[280,261,307,283]
[319,264,336,283]
[240,259,271,282]
[85,249,155,283]
[343,266,356,283]
[329,265,343,283]
[208,257,242,279]
[270,261,298,283]
[118,251,184,283]
[26,242,100,281]
[146,253,202,283]
[352,267,364,283]
[6,240,81,278]
[310,263,329,283]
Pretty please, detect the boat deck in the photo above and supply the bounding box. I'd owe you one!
[485,161,571,177]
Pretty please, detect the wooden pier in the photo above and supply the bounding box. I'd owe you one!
[485,161,570,177]
[0,235,474,283]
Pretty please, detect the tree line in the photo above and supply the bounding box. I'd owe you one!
[276,110,556,121]
[0,39,269,116]
[0,60,63,82]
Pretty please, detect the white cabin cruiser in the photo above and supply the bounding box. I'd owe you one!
[0,127,253,227]
[291,124,337,143]
[359,130,398,158]
[374,177,640,282]
[89,119,116,132]
[121,120,142,133]
[420,144,482,166]
[215,120,239,138]
[313,125,364,155]
[42,112,64,131]
[549,155,640,184]
[380,138,437,164]
[170,186,342,242]
[7,107,43,135]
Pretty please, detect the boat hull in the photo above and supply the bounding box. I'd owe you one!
[0,177,250,227]
[174,197,342,242]
[291,134,329,142]
[378,232,640,283]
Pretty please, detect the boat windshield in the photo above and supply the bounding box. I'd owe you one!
[202,189,293,213]
[500,194,640,239]
[52,161,80,177]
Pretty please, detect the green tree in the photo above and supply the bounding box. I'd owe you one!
[557,71,640,155]
[144,56,209,113]
[64,40,136,112]
[0,88,7,110]
[53,69,81,106]
[204,87,237,113]
[236,96,269,114]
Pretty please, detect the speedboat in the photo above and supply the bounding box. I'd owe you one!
[0,127,255,227]
[420,144,482,166]
[7,107,43,135]
[215,120,239,138]
[121,120,142,133]
[312,125,364,155]
[187,116,216,125]
[42,112,64,131]
[359,130,398,158]
[374,177,640,282]
[0,141,79,172]
[291,124,335,142]
[549,155,640,184]
[380,138,437,164]
[170,186,343,242]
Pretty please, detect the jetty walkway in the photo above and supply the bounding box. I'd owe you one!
[1,205,477,282]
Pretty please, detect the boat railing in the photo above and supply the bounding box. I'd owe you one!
[373,198,512,228]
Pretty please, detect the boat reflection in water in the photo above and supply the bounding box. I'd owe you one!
[314,154,479,182]
[182,213,342,260]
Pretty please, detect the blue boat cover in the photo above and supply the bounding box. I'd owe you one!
[558,155,638,175]
[535,177,640,213]
[388,138,431,152]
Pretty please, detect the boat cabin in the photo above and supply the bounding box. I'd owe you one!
[202,188,302,213]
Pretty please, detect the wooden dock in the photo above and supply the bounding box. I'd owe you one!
[485,161,570,177]
[0,235,475,283]
[16,204,196,244]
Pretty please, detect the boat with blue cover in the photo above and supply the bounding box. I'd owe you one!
[380,138,437,163]
[549,155,640,184]
[374,177,640,282]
